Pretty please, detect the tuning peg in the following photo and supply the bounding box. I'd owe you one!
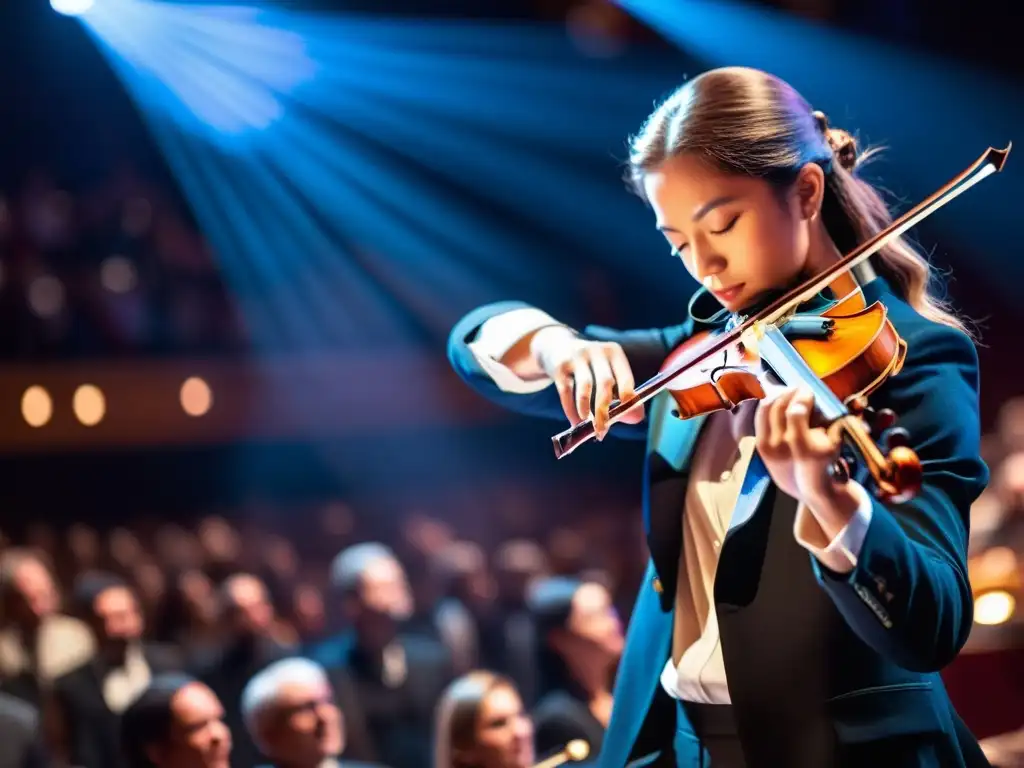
[881,427,911,452]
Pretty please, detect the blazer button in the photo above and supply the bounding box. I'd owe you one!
[653,577,663,594]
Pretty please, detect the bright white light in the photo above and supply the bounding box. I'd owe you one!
[51,0,95,17]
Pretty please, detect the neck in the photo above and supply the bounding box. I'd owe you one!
[567,661,609,702]
[805,219,877,290]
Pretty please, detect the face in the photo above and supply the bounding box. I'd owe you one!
[351,556,413,644]
[225,576,273,637]
[11,559,58,625]
[466,685,534,768]
[93,585,143,647]
[156,682,231,768]
[566,583,624,661]
[643,153,823,313]
[263,679,344,764]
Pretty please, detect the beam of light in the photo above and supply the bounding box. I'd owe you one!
[52,0,95,16]
[75,2,707,492]
[78,3,700,343]
[80,0,317,143]
[615,0,1024,288]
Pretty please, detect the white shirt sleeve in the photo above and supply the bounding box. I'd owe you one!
[793,481,874,573]
[465,307,563,394]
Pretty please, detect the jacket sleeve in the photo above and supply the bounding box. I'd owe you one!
[812,323,988,672]
[447,301,693,440]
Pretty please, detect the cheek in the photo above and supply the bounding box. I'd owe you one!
[742,214,805,278]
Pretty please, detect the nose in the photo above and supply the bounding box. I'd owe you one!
[689,238,727,283]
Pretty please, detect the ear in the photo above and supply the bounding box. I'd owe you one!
[794,162,827,221]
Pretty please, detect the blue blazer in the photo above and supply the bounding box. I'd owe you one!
[447,278,991,768]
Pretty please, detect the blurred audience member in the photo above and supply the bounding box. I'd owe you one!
[526,577,623,758]
[193,573,293,768]
[432,541,501,676]
[0,691,47,768]
[981,726,1024,767]
[121,674,231,768]
[434,670,534,768]
[311,543,453,768]
[243,657,378,768]
[0,548,94,707]
[491,540,548,706]
[54,572,182,768]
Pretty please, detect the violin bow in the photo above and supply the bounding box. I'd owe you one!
[552,143,1012,459]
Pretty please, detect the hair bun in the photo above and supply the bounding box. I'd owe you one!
[827,128,858,172]
[812,110,858,172]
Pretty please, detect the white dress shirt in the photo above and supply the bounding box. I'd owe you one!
[466,307,873,704]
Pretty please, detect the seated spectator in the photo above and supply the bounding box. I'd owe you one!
[434,671,534,768]
[120,674,231,768]
[242,657,383,768]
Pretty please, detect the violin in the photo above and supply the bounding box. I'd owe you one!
[530,739,590,768]
[552,144,1012,504]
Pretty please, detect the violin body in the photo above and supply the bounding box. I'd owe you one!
[658,300,908,422]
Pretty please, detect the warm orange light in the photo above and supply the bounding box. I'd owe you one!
[180,377,212,417]
[21,386,52,427]
[975,591,1016,626]
[73,384,106,426]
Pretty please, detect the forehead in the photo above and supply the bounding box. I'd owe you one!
[95,585,135,611]
[642,154,764,222]
[571,583,610,614]
[172,683,224,725]
[276,679,331,706]
[14,559,51,585]
[362,556,402,585]
[479,684,522,721]
[228,576,266,603]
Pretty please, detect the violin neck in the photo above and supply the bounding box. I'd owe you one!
[757,324,847,422]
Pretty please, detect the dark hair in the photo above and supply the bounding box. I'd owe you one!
[627,66,969,337]
[526,576,581,700]
[71,570,130,620]
[120,674,196,768]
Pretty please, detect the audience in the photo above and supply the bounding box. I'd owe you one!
[120,674,231,768]
[526,577,621,759]
[0,691,47,768]
[311,544,452,768]
[53,572,181,768]
[242,657,368,768]
[434,671,534,768]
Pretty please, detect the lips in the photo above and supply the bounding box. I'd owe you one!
[711,282,745,304]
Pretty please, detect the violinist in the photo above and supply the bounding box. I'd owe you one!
[447,67,993,767]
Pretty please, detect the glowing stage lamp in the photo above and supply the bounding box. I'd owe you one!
[51,0,95,17]
[969,546,1021,626]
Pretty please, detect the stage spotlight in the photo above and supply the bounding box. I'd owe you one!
[51,0,95,17]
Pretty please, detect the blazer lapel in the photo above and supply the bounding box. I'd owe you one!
[726,450,772,536]
[645,392,708,611]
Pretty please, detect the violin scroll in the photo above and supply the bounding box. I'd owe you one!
[827,413,923,504]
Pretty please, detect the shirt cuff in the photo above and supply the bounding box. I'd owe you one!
[793,481,873,574]
[466,307,561,394]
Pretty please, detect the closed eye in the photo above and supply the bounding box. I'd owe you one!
[710,214,741,235]
[670,244,689,259]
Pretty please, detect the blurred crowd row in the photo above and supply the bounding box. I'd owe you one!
[0,167,246,359]
[0,403,1021,766]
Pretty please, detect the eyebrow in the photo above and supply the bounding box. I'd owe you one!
[657,196,739,233]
